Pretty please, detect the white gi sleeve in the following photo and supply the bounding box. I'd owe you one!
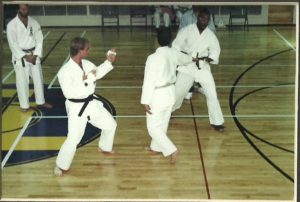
[171,26,188,52]
[58,69,95,99]
[95,60,114,80]
[141,56,157,105]
[208,34,221,64]
[6,24,26,60]
[170,48,194,66]
[33,21,43,58]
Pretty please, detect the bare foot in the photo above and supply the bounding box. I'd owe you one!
[170,150,179,164]
[20,107,30,113]
[144,146,161,155]
[38,102,53,109]
[54,166,65,176]
[97,147,115,155]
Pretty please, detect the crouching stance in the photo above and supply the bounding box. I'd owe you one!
[141,28,197,164]
[54,37,117,176]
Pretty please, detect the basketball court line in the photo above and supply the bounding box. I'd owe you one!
[29,114,295,119]
[1,117,33,169]
[2,64,295,69]
[2,31,51,84]
[2,112,294,170]
[48,84,295,89]
[47,30,86,89]
[112,64,295,68]
[190,99,210,199]
[273,29,296,51]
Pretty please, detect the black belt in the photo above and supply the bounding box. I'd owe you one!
[21,47,36,67]
[68,94,101,117]
[22,47,35,53]
[180,51,201,70]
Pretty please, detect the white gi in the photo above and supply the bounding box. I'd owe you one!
[6,15,45,109]
[172,24,224,126]
[141,47,193,156]
[56,58,117,170]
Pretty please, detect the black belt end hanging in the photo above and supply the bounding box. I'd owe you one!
[196,52,200,70]
[21,58,25,67]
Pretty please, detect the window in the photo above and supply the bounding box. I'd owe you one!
[29,5,44,16]
[89,5,102,15]
[67,5,87,15]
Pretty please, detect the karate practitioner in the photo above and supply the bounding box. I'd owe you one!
[54,37,117,176]
[6,4,52,111]
[141,27,198,163]
[172,8,225,132]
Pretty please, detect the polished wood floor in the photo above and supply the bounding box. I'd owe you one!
[1,26,296,200]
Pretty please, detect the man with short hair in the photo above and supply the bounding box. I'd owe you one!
[6,4,52,111]
[54,37,117,176]
[172,8,225,132]
[141,27,198,163]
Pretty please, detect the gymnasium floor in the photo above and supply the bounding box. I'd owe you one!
[1,26,296,200]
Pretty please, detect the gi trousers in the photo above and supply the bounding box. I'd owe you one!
[173,68,224,126]
[154,11,170,28]
[56,101,117,170]
[13,57,45,109]
[146,86,177,157]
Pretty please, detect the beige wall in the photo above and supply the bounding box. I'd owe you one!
[32,5,296,27]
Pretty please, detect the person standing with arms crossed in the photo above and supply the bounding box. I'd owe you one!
[6,4,52,111]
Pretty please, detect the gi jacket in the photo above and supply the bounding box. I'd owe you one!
[7,15,43,62]
[58,58,113,117]
[141,46,194,108]
[172,23,221,77]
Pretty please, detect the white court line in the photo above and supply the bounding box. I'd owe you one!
[48,84,295,89]
[2,31,51,84]
[273,29,296,51]
[115,64,295,68]
[4,64,292,69]
[2,70,15,84]
[30,114,295,119]
[43,30,51,39]
[1,117,32,169]
[48,30,86,89]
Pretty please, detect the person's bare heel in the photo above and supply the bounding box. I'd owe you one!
[170,150,179,164]
[97,147,115,155]
[54,166,63,176]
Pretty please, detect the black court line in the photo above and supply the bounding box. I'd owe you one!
[233,83,294,154]
[0,107,42,134]
[229,48,294,183]
[1,93,17,114]
[1,32,67,115]
[190,99,210,199]
[41,32,66,63]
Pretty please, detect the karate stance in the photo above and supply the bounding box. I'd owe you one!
[54,37,117,176]
[172,8,225,132]
[6,4,52,111]
[141,28,198,163]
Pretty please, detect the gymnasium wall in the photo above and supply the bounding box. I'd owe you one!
[3,5,297,27]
